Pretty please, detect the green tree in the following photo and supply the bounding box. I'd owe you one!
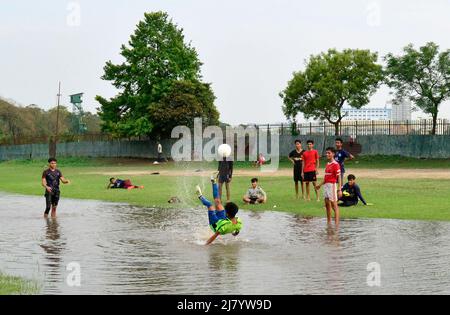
[149,80,219,138]
[384,42,450,135]
[280,49,383,135]
[82,112,102,133]
[96,11,203,137]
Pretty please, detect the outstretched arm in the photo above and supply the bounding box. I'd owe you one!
[206,232,220,245]
[355,185,367,205]
[61,176,70,184]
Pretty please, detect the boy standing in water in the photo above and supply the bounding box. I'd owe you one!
[41,158,70,218]
[196,173,242,245]
[315,148,342,226]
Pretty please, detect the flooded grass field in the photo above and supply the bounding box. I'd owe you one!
[1,193,450,294]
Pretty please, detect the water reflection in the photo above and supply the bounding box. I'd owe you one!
[1,193,450,294]
[208,244,240,273]
[39,218,63,278]
[325,224,341,248]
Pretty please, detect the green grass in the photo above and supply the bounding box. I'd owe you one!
[0,273,39,295]
[1,157,449,221]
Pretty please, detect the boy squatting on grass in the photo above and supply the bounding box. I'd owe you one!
[243,178,267,205]
[339,174,373,207]
[196,172,243,245]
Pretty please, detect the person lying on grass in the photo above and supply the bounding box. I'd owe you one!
[243,178,267,204]
[196,172,243,245]
[107,178,144,190]
[339,174,373,207]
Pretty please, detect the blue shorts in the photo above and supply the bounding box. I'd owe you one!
[208,209,227,228]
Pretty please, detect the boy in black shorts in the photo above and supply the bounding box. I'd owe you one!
[288,140,305,199]
[301,140,320,201]
[41,158,70,218]
[218,157,233,202]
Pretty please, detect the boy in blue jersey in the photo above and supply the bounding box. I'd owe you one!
[196,172,243,245]
[335,138,354,185]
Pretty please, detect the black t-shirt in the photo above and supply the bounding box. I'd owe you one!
[218,160,233,177]
[289,150,305,169]
[42,169,63,192]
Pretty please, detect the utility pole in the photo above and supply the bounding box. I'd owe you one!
[49,82,62,158]
[55,82,62,141]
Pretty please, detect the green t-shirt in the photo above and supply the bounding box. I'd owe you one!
[211,217,243,235]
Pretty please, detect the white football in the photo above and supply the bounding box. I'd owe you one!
[218,144,232,158]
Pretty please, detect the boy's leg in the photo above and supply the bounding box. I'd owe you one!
[50,193,59,218]
[225,182,231,202]
[218,182,223,201]
[332,201,340,226]
[325,199,332,224]
[212,181,224,211]
[51,206,57,218]
[197,186,216,211]
[294,182,299,199]
[305,182,311,200]
[301,181,305,199]
[44,193,52,218]
[313,181,320,201]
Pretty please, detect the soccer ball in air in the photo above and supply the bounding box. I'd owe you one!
[218,144,232,158]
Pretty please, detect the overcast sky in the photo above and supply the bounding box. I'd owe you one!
[1,0,450,125]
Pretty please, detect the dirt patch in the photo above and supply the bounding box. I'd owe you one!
[83,168,450,179]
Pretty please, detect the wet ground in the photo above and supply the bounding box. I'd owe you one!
[1,193,450,294]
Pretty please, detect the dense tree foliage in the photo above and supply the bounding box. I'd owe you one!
[97,12,219,138]
[280,49,383,135]
[385,42,450,135]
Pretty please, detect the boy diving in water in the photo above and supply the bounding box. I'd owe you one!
[196,173,243,245]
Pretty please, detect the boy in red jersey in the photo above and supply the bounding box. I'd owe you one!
[315,147,342,226]
[301,140,320,202]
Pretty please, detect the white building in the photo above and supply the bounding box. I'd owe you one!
[342,106,392,121]
[389,99,412,121]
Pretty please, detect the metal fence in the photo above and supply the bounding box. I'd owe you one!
[251,119,450,137]
[1,120,450,146]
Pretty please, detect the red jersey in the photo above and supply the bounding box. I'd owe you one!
[324,160,341,184]
[302,150,319,172]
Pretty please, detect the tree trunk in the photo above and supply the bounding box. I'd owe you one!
[432,113,438,135]
[334,122,340,136]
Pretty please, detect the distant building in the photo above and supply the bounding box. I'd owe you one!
[389,99,412,121]
[342,106,392,121]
